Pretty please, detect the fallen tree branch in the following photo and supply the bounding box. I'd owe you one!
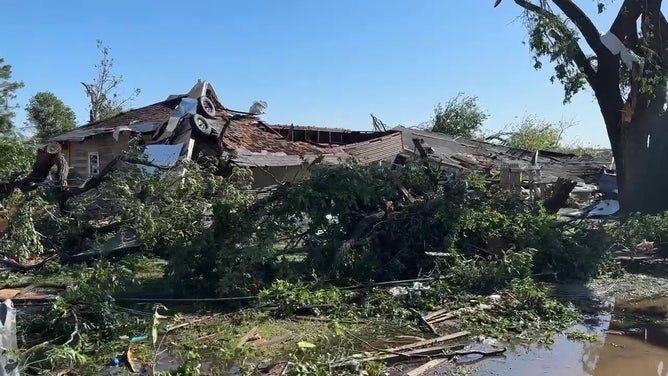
[80,218,136,237]
[114,295,260,303]
[165,313,223,333]
[335,343,506,367]
[344,331,470,360]
[342,210,385,248]
[0,143,66,201]
[1,254,58,273]
[63,310,80,347]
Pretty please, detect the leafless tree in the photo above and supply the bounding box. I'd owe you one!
[81,40,140,123]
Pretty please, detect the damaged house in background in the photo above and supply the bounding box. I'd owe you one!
[391,126,614,216]
[0,79,620,267]
[42,80,403,189]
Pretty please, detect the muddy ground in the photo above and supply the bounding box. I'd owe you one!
[442,271,668,376]
[4,259,667,375]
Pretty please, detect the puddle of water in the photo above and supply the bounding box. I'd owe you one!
[448,297,668,376]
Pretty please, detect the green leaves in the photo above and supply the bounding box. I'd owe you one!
[523,8,589,103]
[259,280,347,316]
[296,341,316,349]
[25,92,77,142]
[503,115,567,151]
[431,93,488,138]
[0,191,48,261]
[0,134,36,179]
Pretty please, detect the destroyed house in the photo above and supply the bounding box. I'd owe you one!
[47,81,403,188]
[393,126,610,185]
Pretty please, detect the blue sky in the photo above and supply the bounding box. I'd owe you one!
[1,1,651,147]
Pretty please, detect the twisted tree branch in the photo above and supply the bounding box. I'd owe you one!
[513,0,597,82]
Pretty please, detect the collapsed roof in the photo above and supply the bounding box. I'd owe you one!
[48,81,403,169]
[394,126,610,184]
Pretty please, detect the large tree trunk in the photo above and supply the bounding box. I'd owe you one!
[503,0,668,214]
[607,102,668,214]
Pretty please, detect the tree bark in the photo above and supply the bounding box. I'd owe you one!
[616,108,668,214]
[559,0,666,214]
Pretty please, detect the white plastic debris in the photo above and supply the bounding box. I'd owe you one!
[248,100,268,115]
[586,199,620,217]
[0,299,19,376]
[600,31,640,69]
[388,282,430,296]
[486,294,502,304]
[474,335,500,346]
[388,286,408,296]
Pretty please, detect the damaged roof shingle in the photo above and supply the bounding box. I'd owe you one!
[46,84,402,169]
[48,97,184,142]
[222,116,346,156]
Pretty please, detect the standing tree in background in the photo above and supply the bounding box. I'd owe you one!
[503,115,569,151]
[495,0,668,214]
[82,40,140,123]
[431,93,488,138]
[26,92,77,142]
[0,58,25,134]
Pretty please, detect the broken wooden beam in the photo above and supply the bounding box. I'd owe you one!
[543,177,577,214]
[383,331,469,353]
[424,308,450,321]
[407,359,449,376]
[345,330,470,361]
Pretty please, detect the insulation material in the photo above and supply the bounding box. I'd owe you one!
[587,199,620,217]
[0,300,18,376]
[600,32,640,69]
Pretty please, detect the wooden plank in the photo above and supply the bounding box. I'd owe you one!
[424,308,450,321]
[354,344,466,364]
[407,359,449,376]
[429,312,459,325]
[343,331,469,363]
[384,331,469,353]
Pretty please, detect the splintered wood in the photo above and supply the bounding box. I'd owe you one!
[334,331,470,368]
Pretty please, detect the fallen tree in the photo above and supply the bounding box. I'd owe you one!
[0,143,67,200]
[165,157,612,299]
